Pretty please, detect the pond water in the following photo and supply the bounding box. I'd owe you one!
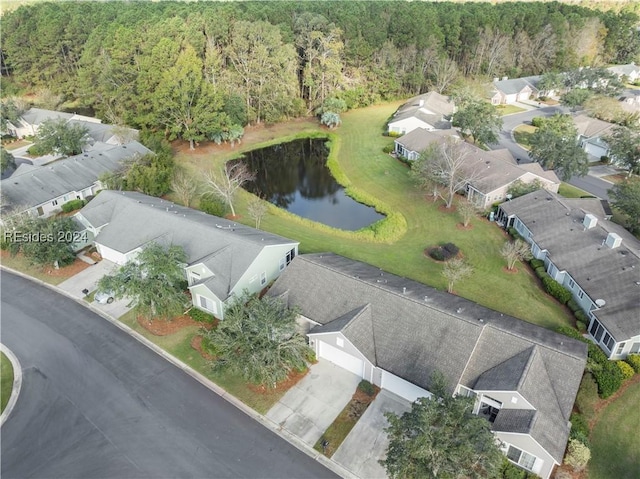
[240,138,385,231]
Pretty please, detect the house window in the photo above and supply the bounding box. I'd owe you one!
[603,333,614,352]
[630,343,640,354]
[199,295,216,314]
[568,278,575,289]
[189,271,200,285]
[578,290,584,299]
[336,337,344,347]
[616,343,626,355]
[52,200,58,206]
[286,248,295,266]
[479,396,502,423]
[63,195,69,202]
[507,446,537,471]
[260,272,267,286]
[279,257,286,271]
[457,386,476,398]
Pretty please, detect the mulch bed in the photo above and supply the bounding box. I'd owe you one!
[190,335,216,361]
[502,266,519,274]
[0,251,91,278]
[438,203,457,213]
[248,368,310,395]
[456,223,474,230]
[137,314,199,336]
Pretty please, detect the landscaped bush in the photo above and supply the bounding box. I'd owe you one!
[27,143,48,156]
[529,258,544,269]
[576,373,598,418]
[357,379,376,397]
[590,347,624,398]
[541,276,572,304]
[574,310,588,324]
[428,243,460,261]
[188,307,216,324]
[535,266,547,279]
[556,326,588,343]
[382,143,394,154]
[575,320,587,333]
[499,458,539,479]
[570,412,590,446]
[600,155,610,164]
[61,199,86,213]
[443,242,459,257]
[199,196,227,217]
[564,439,591,472]
[531,117,546,127]
[429,248,445,261]
[567,298,580,313]
[616,360,635,380]
[625,354,640,373]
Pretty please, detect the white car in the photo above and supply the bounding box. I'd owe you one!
[94,290,115,304]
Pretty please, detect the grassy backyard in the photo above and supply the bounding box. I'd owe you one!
[588,379,640,479]
[175,102,571,331]
[1,352,14,413]
[512,124,536,149]
[497,104,527,116]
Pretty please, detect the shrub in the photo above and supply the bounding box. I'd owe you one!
[591,352,624,398]
[382,144,394,154]
[531,117,546,128]
[535,266,547,279]
[358,379,376,397]
[575,320,587,333]
[616,360,635,380]
[27,144,48,156]
[529,258,544,269]
[188,308,216,324]
[443,242,459,256]
[387,130,402,138]
[567,298,580,313]
[576,373,598,418]
[574,310,588,324]
[429,248,445,261]
[500,458,526,479]
[600,155,610,164]
[61,199,85,213]
[564,439,591,472]
[625,354,640,373]
[199,197,227,217]
[570,413,590,444]
[556,326,588,343]
[541,276,572,304]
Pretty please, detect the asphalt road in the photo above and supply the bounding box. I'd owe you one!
[0,271,337,479]
[494,105,613,199]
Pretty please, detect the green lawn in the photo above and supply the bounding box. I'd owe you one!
[1,253,74,286]
[558,182,593,198]
[176,103,571,330]
[497,104,527,116]
[1,352,14,413]
[2,139,31,151]
[118,310,291,413]
[512,124,536,149]
[589,380,640,479]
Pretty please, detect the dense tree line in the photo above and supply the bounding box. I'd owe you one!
[1,1,639,141]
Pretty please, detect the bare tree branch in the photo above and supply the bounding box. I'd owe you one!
[203,162,255,217]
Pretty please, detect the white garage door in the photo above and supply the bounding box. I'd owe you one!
[381,371,431,403]
[585,142,608,159]
[319,341,363,377]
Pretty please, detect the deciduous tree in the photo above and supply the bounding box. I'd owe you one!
[603,126,640,176]
[452,100,503,146]
[529,114,589,180]
[203,162,255,217]
[1,148,16,173]
[458,198,479,227]
[7,216,78,268]
[171,170,199,207]
[33,118,90,156]
[97,242,188,321]
[500,240,533,271]
[247,197,269,229]
[203,292,311,388]
[382,372,502,479]
[442,257,473,293]
[608,177,640,232]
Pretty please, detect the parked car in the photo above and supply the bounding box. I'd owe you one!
[94,290,115,304]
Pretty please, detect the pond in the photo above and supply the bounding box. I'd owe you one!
[240,138,385,231]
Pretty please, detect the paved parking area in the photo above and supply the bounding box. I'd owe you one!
[333,390,411,479]
[58,259,131,318]
[266,360,360,447]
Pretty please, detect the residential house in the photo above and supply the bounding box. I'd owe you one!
[76,191,299,319]
[3,108,137,147]
[497,191,640,360]
[607,63,640,83]
[573,113,616,161]
[269,253,587,479]
[0,141,152,219]
[394,128,560,209]
[490,77,538,105]
[387,91,454,135]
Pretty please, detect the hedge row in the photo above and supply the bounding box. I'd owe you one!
[570,412,590,447]
[541,275,572,304]
[626,354,640,372]
[61,199,86,213]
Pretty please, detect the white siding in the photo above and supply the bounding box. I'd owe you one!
[380,371,431,402]
[231,243,298,298]
[96,243,129,265]
[497,432,556,479]
[388,117,434,135]
[319,341,364,376]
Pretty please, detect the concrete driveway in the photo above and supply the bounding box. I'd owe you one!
[266,359,360,447]
[57,259,131,318]
[333,390,411,479]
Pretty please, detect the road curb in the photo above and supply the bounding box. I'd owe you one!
[0,343,23,427]
[0,266,358,479]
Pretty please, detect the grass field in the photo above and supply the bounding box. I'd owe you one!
[588,380,640,479]
[512,124,536,149]
[1,352,14,413]
[558,182,593,198]
[497,104,527,116]
[175,103,571,331]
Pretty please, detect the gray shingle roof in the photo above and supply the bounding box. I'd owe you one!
[493,78,537,96]
[492,409,536,434]
[269,253,587,462]
[573,114,615,139]
[608,64,640,77]
[389,92,454,128]
[1,142,152,210]
[79,191,298,301]
[500,191,640,342]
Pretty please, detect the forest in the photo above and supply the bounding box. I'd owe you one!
[1,1,639,144]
